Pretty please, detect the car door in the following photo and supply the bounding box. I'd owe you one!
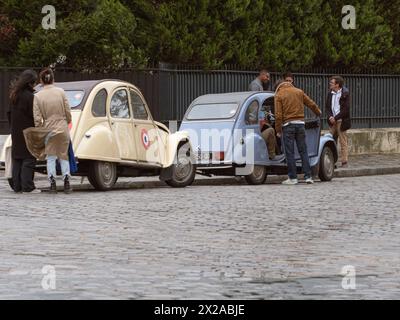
[237,99,267,165]
[291,118,321,160]
[109,87,137,161]
[304,118,321,158]
[128,88,161,165]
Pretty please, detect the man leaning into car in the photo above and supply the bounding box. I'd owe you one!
[274,80,322,185]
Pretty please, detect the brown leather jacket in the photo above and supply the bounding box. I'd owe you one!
[274,82,321,133]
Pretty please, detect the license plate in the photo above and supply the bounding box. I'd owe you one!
[197,152,211,161]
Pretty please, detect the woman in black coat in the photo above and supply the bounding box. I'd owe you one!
[7,69,40,193]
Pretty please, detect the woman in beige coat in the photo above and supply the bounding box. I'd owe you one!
[33,68,72,193]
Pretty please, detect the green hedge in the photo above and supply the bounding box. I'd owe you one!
[0,0,399,73]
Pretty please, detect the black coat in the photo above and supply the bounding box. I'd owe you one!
[7,87,36,159]
[325,87,351,131]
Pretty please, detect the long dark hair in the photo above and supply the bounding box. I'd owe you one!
[9,69,38,105]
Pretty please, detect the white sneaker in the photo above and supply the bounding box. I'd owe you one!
[22,188,42,194]
[305,178,314,184]
[282,178,298,185]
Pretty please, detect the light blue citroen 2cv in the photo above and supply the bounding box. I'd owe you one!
[180,91,338,185]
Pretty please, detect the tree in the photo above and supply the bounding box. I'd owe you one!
[0,14,17,65]
[16,0,148,71]
[0,0,398,72]
[314,0,395,71]
[376,0,400,72]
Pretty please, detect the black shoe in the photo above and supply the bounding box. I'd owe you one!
[49,176,57,194]
[64,176,72,194]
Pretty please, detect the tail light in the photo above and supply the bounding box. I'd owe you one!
[213,151,225,161]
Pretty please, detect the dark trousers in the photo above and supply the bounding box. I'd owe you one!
[12,158,36,192]
[282,124,311,180]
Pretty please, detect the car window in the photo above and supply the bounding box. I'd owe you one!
[110,89,130,119]
[65,90,85,109]
[186,103,239,120]
[92,89,107,117]
[245,100,259,125]
[130,90,148,120]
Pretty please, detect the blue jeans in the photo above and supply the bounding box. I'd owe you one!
[46,155,70,180]
[282,124,311,180]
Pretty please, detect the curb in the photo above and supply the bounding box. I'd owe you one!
[39,166,400,191]
[333,166,400,178]
[2,166,400,191]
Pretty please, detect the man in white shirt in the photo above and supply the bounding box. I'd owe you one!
[325,76,351,167]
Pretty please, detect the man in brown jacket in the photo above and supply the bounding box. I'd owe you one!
[274,81,322,185]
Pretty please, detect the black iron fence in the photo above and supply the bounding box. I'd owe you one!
[1,67,399,134]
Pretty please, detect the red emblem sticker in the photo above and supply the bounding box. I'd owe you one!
[141,129,150,149]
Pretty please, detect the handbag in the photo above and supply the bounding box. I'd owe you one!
[55,141,77,174]
[68,141,78,174]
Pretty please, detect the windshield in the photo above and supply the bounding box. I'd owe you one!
[65,90,85,109]
[186,103,239,120]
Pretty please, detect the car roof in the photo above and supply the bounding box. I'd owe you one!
[54,80,102,91]
[35,79,133,92]
[191,91,275,106]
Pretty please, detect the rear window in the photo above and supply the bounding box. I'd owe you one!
[186,103,239,120]
[65,90,85,109]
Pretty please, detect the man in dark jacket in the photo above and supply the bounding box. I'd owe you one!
[7,69,39,193]
[325,75,351,167]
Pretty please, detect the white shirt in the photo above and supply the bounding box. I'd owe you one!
[331,89,342,117]
[283,120,305,127]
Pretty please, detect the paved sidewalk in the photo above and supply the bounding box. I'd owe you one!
[334,153,400,177]
[1,153,399,191]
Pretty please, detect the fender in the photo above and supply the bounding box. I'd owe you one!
[74,123,120,162]
[316,133,339,165]
[162,130,193,168]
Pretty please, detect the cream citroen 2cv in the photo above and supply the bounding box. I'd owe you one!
[0,80,196,190]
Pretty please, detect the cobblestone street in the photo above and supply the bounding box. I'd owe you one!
[0,173,399,299]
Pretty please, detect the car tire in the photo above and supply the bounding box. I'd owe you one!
[8,178,14,190]
[318,146,335,181]
[244,165,267,185]
[87,161,118,191]
[165,142,196,188]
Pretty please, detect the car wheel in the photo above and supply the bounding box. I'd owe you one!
[244,165,267,185]
[318,146,335,181]
[88,161,118,191]
[8,178,14,190]
[165,142,196,188]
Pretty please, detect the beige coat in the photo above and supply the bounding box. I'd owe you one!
[24,85,72,161]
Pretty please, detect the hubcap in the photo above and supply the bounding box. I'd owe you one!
[100,162,114,184]
[324,152,334,177]
[253,166,265,179]
[175,154,192,181]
